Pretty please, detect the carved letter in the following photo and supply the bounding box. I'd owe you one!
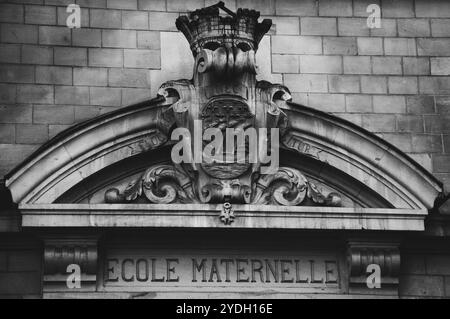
[192,258,207,282]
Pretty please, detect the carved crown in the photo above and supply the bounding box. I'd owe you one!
[175,1,272,56]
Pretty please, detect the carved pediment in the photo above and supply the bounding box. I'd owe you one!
[102,2,340,208]
[4,2,442,218]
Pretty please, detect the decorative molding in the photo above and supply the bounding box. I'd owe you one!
[220,202,235,225]
[42,236,99,291]
[347,240,401,287]
[105,165,341,207]
[20,204,427,231]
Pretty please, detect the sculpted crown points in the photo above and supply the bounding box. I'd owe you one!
[175,1,272,56]
[105,1,342,210]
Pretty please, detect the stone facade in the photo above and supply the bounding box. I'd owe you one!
[0,0,450,299]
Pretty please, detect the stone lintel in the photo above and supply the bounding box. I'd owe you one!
[20,203,427,231]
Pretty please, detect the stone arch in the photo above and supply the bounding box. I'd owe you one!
[4,98,442,210]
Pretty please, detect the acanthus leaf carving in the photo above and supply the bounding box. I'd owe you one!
[106,165,198,204]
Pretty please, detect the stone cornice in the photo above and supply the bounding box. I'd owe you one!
[20,203,427,231]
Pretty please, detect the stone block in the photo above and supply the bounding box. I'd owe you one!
[272,36,322,54]
[431,58,450,76]
[88,48,123,67]
[419,77,450,94]
[33,104,74,124]
[36,66,72,85]
[343,56,371,74]
[138,0,166,11]
[107,0,137,9]
[90,87,122,106]
[236,0,275,15]
[415,0,450,18]
[39,26,71,46]
[300,17,337,36]
[406,96,435,114]
[432,155,450,173]
[357,37,383,55]
[272,54,299,73]
[426,256,450,275]
[137,31,160,50]
[1,24,38,44]
[396,115,424,133]
[77,0,107,8]
[55,86,90,105]
[275,0,317,16]
[381,0,414,18]
[0,84,16,104]
[0,124,15,143]
[328,75,360,93]
[370,19,397,37]
[90,8,121,28]
[0,3,24,23]
[345,94,372,113]
[17,84,53,104]
[424,115,450,134]
[21,45,53,65]
[122,10,149,30]
[308,93,346,112]
[108,68,150,88]
[323,37,357,55]
[388,77,418,94]
[284,74,328,93]
[338,18,370,36]
[266,16,299,35]
[167,0,209,12]
[319,0,352,17]
[25,5,56,24]
[373,95,406,113]
[372,57,402,75]
[431,19,450,37]
[0,44,20,63]
[149,12,179,31]
[417,39,450,56]
[0,65,34,83]
[299,55,342,74]
[384,38,416,56]
[403,57,430,75]
[411,134,443,152]
[361,114,396,132]
[72,29,101,47]
[122,88,151,105]
[0,272,41,295]
[380,133,413,152]
[398,19,430,37]
[102,30,137,48]
[361,75,388,94]
[16,124,48,144]
[73,67,108,86]
[54,47,87,66]
[124,49,160,69]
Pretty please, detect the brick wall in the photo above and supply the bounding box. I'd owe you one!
[400,241,450,298]
[0,236,42,298]
[0,0,449,191]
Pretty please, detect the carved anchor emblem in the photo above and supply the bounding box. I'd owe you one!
[220,202,235,225]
